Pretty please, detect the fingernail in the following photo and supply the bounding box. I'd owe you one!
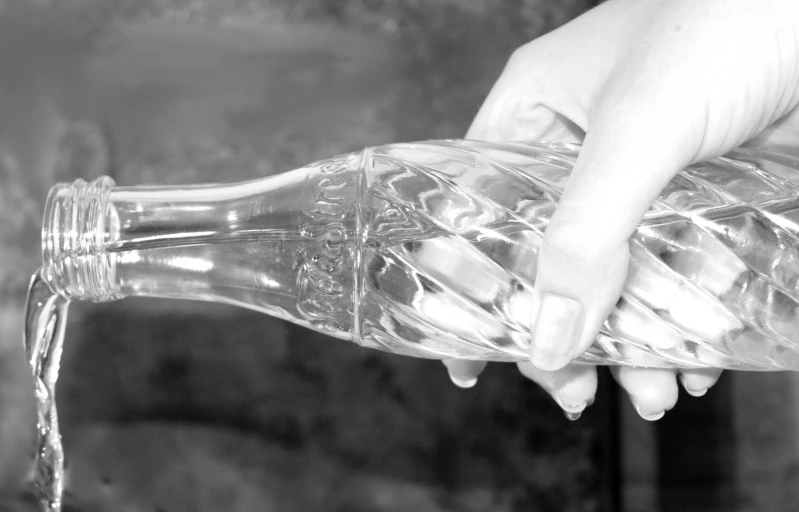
[530,293,584,371]
[630,396,665,422]
[679,375,708,397]
[554,396,591,421]
[449,373,478,389]
[639,409,665,421]
[686,387,708,397]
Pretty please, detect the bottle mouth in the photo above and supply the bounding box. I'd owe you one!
[41,176,121,301]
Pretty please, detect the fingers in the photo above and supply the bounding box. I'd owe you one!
[526,4,731,371]
[445,0,628,390]
[529,115,696,371]
[465,1,703,375]
[612,367,724,421]
[454,0,690,393]
[611,367,679,421]
[445,357,601,422]
[517,362,720,422]
[454,0,799,394]
[517,361,597,420]
[442,359,487,389]
[511,0,799,374]
[449,1,644,390]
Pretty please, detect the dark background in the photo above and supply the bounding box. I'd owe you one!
[0,1,798,511]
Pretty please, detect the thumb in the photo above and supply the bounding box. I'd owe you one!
[529,93,697,371]
[526,0,799,371]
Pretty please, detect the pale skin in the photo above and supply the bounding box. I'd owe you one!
[444,0,799,420]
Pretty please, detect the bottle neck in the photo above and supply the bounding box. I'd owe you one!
[42,176,119,301]
[40,153,363,339]
[42,169,324,300]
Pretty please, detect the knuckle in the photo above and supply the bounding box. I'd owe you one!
[541,204,631,269]
[539,219,631,292]
[541,223,602,267]
[505,41,543,77]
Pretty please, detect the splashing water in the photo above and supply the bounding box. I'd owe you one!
[24,269,69,512]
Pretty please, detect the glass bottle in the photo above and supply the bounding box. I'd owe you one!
[39,140,799,370]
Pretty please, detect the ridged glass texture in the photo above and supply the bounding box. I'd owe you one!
[41,140,799,370]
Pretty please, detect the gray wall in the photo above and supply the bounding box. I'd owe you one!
[7,2,798,512]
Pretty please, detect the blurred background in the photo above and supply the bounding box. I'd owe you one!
[0,1,798,511]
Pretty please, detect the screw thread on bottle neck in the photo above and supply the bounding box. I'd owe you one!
[41,176,121,302]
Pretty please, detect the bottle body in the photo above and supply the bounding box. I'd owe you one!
[42,140,799,369]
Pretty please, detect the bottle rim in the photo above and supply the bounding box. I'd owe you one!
[41,176,121,301]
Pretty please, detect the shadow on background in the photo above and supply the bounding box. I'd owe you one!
[656,372,799,512]
[656,375,737,512]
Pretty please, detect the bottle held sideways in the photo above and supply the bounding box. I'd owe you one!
[39,139,799,370]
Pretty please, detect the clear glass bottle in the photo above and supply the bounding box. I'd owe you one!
[39,140,799,370]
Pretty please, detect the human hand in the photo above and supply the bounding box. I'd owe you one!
[444,0,799,420]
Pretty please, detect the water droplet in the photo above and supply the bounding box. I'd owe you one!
[564,410,582,421]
